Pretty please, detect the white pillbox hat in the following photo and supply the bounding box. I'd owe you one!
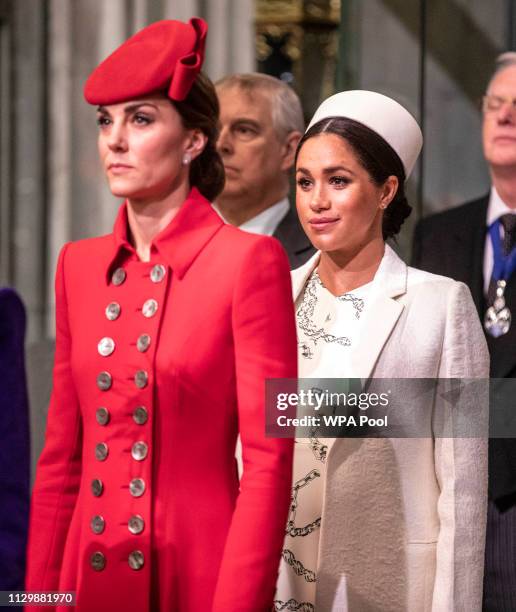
[306,90,423,178]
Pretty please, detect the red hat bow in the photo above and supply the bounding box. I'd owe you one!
[168,17,207,101]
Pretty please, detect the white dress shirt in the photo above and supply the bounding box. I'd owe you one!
[212,198,289,236]
[483,186,516,294]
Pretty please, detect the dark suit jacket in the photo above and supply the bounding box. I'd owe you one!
[0,288,30,590]
[274,205,315,269]
[412,195,516,502]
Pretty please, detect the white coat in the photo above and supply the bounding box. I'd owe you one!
[291,245,489,612]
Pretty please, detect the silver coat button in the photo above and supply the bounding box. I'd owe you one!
[128,514,145,535]
[128,550,145,570]
[96,371,112,391]
[91,515,105,534]
[134,370,148,389]
[129,478,145,497]
[142,299,158,318]
[136,334,151,353]
[91,478,103,497]
[90,551,106,571]
[98,337,115,357]
[133,406,148,425]
[131,441,148,461]
[96,407,110,426]
[112,268,126,286]
[150,264,166,283]
[105,302,121,321]
[95,442,109,461]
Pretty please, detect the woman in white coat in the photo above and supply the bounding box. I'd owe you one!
[274,91,489,612]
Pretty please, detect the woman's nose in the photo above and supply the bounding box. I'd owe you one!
[107,122,128,152]
[309,186,330,211]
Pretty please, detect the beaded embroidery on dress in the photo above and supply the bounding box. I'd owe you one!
[274,270,371,611]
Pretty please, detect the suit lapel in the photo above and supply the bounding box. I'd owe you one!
[274,206,314,266]
[452,196,488,316]
[350,246,406,380]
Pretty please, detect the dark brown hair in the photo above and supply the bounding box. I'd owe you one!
[297,117,411,240]
[172,72,225,202]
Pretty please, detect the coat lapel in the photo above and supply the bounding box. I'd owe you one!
[451,196,488,316]
[350,245,406,380]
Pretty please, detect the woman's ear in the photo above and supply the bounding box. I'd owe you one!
[184,129,208,162]
[379,175,399,209]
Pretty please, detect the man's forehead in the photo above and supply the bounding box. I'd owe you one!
[488,65,516,93]
[218,85,272,121]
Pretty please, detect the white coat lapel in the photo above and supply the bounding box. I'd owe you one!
[350,245,407,379]
[291,250,321,302]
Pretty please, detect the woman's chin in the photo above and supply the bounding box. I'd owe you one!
[308,233,345,253]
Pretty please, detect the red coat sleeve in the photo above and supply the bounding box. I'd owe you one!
[212,236,297,611]
[25,244,83,594]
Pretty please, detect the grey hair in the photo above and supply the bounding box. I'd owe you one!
[487,52,516,90]
[215,72,305,138]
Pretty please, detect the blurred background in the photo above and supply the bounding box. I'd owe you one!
[0,0,513,475]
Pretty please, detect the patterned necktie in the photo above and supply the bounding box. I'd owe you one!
[487,213,516,305]
[500,213,516,255]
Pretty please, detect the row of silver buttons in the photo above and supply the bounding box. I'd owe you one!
[90,514,144,535]
[95,405,148,426]
[112,264,166,287]
[90,476,145,498]
[91,550,145,571]
[94,441,148,462]
[96,370,149,390]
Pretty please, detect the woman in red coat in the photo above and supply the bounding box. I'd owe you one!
[25,18,297,612]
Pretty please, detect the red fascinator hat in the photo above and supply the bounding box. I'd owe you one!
[84,17,207,105]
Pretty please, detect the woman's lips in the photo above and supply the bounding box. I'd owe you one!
[108,163,133,174]
[309,217,339,231]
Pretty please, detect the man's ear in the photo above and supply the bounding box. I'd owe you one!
[280,131,302,172]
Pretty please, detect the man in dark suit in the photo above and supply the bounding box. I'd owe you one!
[412,52,516,611]
[215,73,315,268]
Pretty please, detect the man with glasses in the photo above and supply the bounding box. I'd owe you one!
[412,53,516,611]
[215,73,315,268]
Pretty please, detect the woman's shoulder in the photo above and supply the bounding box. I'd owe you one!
[405,264,475,310]
[216,224,290,262]
[60,233,113,256]
[406,264,462,288]
[55,234,116,278]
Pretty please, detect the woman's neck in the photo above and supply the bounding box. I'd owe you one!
[126,182,190,261]
[317,236,385,296]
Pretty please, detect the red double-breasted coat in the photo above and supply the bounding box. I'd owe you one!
[26,188,297,611]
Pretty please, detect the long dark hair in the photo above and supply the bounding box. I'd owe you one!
[172,72,225,202]
[296,117,411,240]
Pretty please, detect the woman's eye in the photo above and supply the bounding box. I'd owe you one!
[297,178,312,189]
[329,176,350,187]
[96,115,111,127]
[133,113,152,125]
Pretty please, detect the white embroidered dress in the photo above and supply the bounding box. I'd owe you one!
[274,270,372,612]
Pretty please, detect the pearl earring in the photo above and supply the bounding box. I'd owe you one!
[182,153,191,166]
